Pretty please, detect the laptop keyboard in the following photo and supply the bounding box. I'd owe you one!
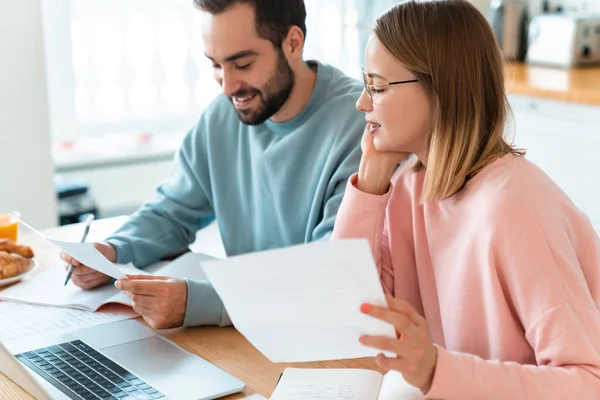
[16,340,165,400]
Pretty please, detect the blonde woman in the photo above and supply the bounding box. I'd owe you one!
[333,0,600,398]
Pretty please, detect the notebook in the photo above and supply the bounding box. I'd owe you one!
[0,252,214,312]
[270,368,424,400]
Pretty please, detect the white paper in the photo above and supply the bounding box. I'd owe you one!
[49,240,126,280]
[241,395,267,400]
[0,268,132,311]
[155,252,215,280]
[270,368,382,400]
[118,252,216,279]
[0,301,137,343]
[377,371,424,400]
[201,239,396,362]
[0,252,216,312]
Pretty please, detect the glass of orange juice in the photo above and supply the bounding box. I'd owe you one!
[0,212,19,242]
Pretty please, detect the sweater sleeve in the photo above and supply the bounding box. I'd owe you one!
[105,124,215,268]
[426,190,600,399]
[428,304,600,399]
[332,174,395,295]
[311,134,364,242]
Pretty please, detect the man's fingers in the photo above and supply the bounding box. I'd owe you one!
[72,275,108,290]
[131,302,152,316]
[76,272,105,284]
[125,292,156,310]
[124,274,168,281]
[62,256,82,269]
[71,265,97,276]
[116,279,165,296]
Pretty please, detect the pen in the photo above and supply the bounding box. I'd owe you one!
[64,213,95,286]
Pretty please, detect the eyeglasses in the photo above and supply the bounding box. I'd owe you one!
[361,67,419,102]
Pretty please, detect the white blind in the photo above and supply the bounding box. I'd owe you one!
[41,0,392,145]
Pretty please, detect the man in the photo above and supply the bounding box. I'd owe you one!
[62,0,365,329]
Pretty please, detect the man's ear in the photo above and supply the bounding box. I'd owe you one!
[282,26,305,61]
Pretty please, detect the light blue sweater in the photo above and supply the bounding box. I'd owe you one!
[105,61,365,326]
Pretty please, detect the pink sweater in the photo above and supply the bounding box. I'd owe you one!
[333,154,600,399]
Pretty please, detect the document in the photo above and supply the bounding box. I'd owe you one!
[0,301,137,343]
[0,252,216,312]
[49,240,127,280]
[201,239,397,362]
[270,368,424,400]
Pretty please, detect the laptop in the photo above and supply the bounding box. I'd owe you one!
[0,319,245,400]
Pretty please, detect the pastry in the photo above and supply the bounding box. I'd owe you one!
[0,251,31,279]
[0,238,34,258]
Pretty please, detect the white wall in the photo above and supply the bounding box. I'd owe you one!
[58,160,173,218]
[0,0,58,228]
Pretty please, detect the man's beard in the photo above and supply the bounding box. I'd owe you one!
[229,50,295,126]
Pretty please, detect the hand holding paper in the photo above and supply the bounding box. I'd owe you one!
[52,240,126,280]
[115,274,188,330]
[15,216,126,281]
[201,239,397,362]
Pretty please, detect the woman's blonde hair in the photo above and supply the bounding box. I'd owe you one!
[374,0,524,202]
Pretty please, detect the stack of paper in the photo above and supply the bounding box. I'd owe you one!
[0,302,137,343]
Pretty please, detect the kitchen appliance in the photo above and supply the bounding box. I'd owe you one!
[487,0,529,61]
[526,12,600,68]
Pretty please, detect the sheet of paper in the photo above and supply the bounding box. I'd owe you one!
[377,371,424,400]
[201,239,396,362]
[154,252,216,280]
[242,395,267,400]
[0,301,137,343]
[49,240,126,280]
[270,368,382,400]
[14,218,128,280]
[0,268,123,311]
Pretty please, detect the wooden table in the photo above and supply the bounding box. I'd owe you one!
[0,217,382,399]
[505,62,600,106]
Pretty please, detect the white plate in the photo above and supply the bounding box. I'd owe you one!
[0,258,39,287]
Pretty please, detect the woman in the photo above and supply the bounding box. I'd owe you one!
[332,0,600,398]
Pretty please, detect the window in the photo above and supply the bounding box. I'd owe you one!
[41,0,393,161]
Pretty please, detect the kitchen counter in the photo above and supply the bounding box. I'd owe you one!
[505,62,600,106]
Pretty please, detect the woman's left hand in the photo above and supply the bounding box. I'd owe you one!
[359,295,438,393]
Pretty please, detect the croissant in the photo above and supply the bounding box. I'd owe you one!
[0,251,31,279]
[0,238,34,258]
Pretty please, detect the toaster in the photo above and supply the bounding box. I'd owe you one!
[526,12,600,68]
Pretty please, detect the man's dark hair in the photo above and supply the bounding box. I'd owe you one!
[194,0,307,47]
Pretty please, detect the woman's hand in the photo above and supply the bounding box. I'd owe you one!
[357,124,411,195]
[359,295,438,393]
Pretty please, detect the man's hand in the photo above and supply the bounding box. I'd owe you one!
[115,275,188,330]
[61,242,115,289]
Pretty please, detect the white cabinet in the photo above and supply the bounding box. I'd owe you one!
[509,95,600,232]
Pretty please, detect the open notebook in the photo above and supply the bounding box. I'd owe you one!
[0,252,214,312]
[270,368,425,400]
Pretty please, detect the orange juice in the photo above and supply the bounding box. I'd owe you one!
[0,215,18,242]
